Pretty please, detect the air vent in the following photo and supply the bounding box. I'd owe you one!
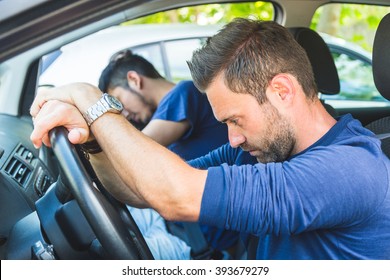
[16,145,35,163]
[4,146,34,188]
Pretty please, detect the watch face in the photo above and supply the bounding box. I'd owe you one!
[105,94,123,111]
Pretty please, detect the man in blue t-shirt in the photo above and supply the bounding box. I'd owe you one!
[31,19,390,259]
[98,50,238,257]
[98,50,228,161]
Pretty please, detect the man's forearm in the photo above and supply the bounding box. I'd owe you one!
[89,151,148,208]
[89,113,207,221]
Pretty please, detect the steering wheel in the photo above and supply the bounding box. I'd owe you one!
[49,127,154,260]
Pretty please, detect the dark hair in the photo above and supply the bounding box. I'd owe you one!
[187,18,317,104]
[98,50,163,92]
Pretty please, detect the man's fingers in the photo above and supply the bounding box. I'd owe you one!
[30,105,59,148]
[30,100,89,149]
[30,84,76,117]
[41,134,52,148]
[68,127,89,144]
[30,89,48,118]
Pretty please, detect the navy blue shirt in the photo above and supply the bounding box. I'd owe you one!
[197,114,390,259]
[152,80,228,161]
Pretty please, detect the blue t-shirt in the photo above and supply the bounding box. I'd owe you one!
[152,80,239,251]
[152,80,228,161]
[197,114,390,259]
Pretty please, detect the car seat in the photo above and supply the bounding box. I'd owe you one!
[288,27,340,117]
[364,13,390,158]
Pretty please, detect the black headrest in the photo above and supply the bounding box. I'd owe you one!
[373,13,390,100]
[289,27,340,95]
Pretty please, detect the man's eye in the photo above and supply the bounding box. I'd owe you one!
[230,119,238,125]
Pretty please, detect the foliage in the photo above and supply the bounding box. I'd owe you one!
[124,2,273,25]
[311,4,390,51]
[124,1,389,52]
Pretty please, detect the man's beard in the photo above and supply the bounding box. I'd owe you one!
[242,103,296,163]
[255,129,295,163]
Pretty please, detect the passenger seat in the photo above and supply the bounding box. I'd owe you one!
[364,13,390,158]
[288,27,340,117]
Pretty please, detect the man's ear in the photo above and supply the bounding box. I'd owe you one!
[269,74,295,102]
[127,71,142,90]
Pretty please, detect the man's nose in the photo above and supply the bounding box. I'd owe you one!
[228,131,245,148]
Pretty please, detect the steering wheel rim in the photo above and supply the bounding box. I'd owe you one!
[49,126,154,260]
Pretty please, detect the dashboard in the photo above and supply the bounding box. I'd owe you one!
[0,114,56,259]
[0,113,138,260]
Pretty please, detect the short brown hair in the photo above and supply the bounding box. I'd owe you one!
[187,18,317,104]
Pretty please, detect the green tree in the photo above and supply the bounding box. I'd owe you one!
[312,4,390,51]
[125,2,273,25]
[125,1,389,52]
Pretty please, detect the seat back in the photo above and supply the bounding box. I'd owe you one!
[364,13,390,158]
[289,27,340,117]
[372,13,390,98]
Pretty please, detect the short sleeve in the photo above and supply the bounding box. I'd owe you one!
[152,81,207,140]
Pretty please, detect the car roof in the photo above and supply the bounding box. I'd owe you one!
[0,0,47,22]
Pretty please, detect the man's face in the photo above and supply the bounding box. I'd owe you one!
[206,76,296,163]
[108,86,154,124]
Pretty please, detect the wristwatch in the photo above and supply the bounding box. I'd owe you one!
[83,93,123,126]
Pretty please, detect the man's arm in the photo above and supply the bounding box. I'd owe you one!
[142,119,190,147]
[90,114,207,221]
[189,143,257,169]
[88,151,148,208]
[30,83,207,221]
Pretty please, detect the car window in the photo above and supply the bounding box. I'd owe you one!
[329,47,383,101]
[132,38,208,83]
[38,1,274,88]
[311,3,390,109]
[131,43,165,78]
[165,38,208,82]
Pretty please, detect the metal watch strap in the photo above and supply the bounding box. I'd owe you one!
[83,93,123,126]
[84,98,108,126]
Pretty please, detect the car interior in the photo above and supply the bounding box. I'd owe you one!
[365,13,390,158]
[0,0,389,260]
[288,26,340,117]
